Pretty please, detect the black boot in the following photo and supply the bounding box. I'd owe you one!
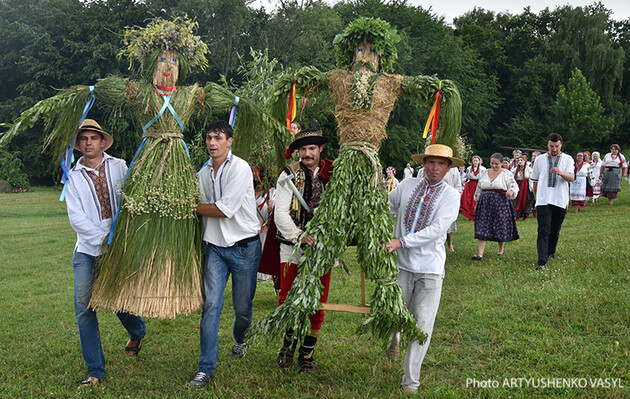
[277,330,297,368]
[298,331,319,373]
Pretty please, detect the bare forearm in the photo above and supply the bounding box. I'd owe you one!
[196,203,227,218]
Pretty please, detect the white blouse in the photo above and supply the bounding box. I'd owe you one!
[474,169,519,201]
[464,165,486,181]
[601,153,626,168]
[511,165,532,180]
[574,162,590,177]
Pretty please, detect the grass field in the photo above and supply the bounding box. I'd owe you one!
[1,184,628,398]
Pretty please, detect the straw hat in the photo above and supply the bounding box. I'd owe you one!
[289,127,328,150]
[412,144,463,168]
[77,119,114,151]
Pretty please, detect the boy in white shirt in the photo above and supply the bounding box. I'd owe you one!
[65,119,146,386]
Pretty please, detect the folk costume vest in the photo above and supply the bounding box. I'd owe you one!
[276,159,333,244]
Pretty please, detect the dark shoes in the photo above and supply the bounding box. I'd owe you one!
[189,372,212,389]
[277,345,295,368]
[124,338,143,356]
[228,342,247,358]
[472,255,483,260]
[298,355,318,374]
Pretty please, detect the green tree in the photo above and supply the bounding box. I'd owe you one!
[552,68,613,153]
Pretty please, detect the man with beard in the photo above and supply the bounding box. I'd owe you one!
[531,133,574,270]
[273,127,333,373]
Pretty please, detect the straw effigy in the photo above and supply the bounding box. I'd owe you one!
[0,17,288,319]
[256,17,462,346]
[89,80,204,318]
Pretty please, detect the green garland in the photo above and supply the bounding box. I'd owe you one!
[254,146,427,347]
[332,17,401,73]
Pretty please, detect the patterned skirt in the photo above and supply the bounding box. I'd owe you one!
[474,191,519,242]
[602,168,622,199]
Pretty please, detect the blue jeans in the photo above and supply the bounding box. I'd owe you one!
[73,251,146,379]
[197,238,261,374]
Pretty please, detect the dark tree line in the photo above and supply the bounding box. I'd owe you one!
[1,0,628,185]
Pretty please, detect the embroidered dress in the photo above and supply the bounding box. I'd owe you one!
[474,169,519,242]
[512,165,534,219]
[601,153,626,199]
[460,165,485,220]
[570,162,589,207]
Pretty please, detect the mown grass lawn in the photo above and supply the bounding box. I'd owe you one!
[1,184,628,398]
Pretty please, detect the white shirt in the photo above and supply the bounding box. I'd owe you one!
[403,167,413,179]
[418,167,462,194]
[474,169,519,201]
[601,153,626,168]
[464,165,486,182]
[389,177,460,275]
[531,152,574,209]
[65,153,126,256]
[590,160,602,180]
[198,150,260,247]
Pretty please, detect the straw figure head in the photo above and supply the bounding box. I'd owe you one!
[333,17,401,73]
[153,49,179,87]
[119,16,208,83]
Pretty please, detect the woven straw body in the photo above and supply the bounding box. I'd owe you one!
[90,82,204,318]
[329,70,403,150]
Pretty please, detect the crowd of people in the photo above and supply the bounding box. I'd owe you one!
[388,139,628,264]
[66,112,626,393]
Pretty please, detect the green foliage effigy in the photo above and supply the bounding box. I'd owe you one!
[254,146,427,346]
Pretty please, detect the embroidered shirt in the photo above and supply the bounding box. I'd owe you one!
[65,153,126,256]
[86,162,113,219]
[389,176,460,275]
[531,152,574,209]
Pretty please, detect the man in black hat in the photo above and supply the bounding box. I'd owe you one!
[273,127,332,373]
[65,119,146,386]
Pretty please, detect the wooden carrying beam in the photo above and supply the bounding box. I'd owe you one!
[320,270,370,314]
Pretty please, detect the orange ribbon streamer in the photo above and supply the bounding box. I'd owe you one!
[286,82,297,130]
[422,82,443,145]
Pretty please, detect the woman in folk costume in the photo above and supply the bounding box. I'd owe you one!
[589,151,603,202]
[385,166,399,193]
[2,17,285,318]
[460,155,485,220]
[570,152,589,212]
[472,153,519,260]
[511,156,534,220]
[256,17,462,346]
[600,144,627,205]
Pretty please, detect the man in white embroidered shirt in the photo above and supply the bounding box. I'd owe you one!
[66,119,146,386]
[531,132,574,270]
[385,144,463,393]
[189,121,262,388]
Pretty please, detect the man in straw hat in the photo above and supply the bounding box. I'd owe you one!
[273,126,333,373]
[386,144,463,393]
[65,119,146,386]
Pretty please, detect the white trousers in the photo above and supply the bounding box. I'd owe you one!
[395,270,443,390]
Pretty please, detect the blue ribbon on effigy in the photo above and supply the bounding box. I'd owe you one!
[59,85,95,201]
[108,87,188,245]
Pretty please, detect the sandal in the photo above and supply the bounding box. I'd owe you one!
[124,338,143,356]
[79,376,101,387]
[276,346,295,368]
[471,255,483,260]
